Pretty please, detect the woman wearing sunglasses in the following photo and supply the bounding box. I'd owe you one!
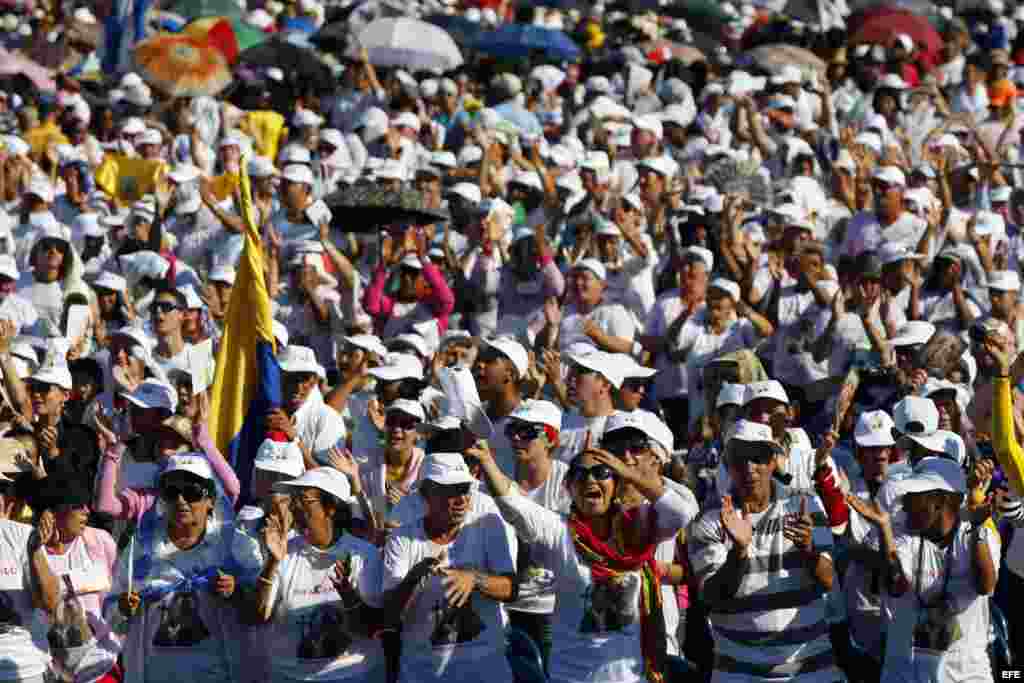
[112,454,245,683]
[473,436,695,683]
[360,399,426,524]
[249,467,385,682]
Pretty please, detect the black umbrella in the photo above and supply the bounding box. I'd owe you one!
[324,185,449,232]
[236,38,335,92]
[310,21,350,53]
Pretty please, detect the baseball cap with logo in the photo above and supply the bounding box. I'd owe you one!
[743,380,790,406]
[603,410,674,455]
[422,452,475,486]
[122,379,177,412]
[368,353,423,382]
[481,336,529,378]
[278,345,325,378]
[254,439,305,478]
[854,410,896,447]
[728,419,782,451]
[161,453,215,484]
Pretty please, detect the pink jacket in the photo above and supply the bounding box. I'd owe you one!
[362,260,455,335]
[94,422,240,522]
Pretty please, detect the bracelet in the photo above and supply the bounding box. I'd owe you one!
[472,571,487,592]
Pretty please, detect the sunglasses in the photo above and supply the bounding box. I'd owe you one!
[432,483,472,498]
[568,463,615,483]
[385,414,420,431]
[505,421,543,442]
[152,301,180,315]
[27,382,57,396]
[602,436,650,457]
[160,483,209,503]
[621,378,649,392]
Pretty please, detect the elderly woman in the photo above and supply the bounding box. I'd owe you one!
[473,442,695,683]
[112,454,244,683]
[250,467,384,682]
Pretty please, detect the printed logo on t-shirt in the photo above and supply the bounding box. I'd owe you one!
[578,574,639,634]
[429,598,485,647]
[153,591,210,647]
[297,604,353,660]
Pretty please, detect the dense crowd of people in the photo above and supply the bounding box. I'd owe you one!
[0,0,1023,681]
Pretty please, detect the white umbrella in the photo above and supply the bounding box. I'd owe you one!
[354,17,463,72]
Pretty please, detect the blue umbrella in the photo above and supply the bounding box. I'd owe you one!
[476,23,580,61]
[425,14,486,50]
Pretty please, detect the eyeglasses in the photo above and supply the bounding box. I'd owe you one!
[160,482,209,503]
[385,413,420,431]
[601,435,650,457]
[568,463,615,483]
[292,494,321,509]
[505,421,543,442]
[152,301,180,315]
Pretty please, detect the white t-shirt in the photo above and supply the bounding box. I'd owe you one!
[112,523,244,683]
[265,534,384,682]
[0,293,38,335]
[0,520,49,682]
[882,523,1000,683]
[494,487,695,683]
[508,460,572,615]
[381,499,517,682]
[294,387,348,465]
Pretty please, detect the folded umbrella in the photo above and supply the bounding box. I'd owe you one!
[134,33,232,97]
[354,17,463,72]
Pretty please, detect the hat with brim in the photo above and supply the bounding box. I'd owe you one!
[254,438,305,479]
[273,466,352,502]
[901,455,966,495]
[160,453,214,484]
[421,452,475,486]
[367,353,423,381]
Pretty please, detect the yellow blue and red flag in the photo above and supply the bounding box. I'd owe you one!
[208,157,280,505]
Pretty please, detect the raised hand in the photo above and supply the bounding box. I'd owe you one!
[720,495,753,551]
[263,510,290,564]
[36,509,56,546]
[327,446,359,481]
[845,493,890,528]
[215,570,236,599]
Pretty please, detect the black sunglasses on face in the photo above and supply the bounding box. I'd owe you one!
[730,450,776,467]
[27,382,56,396]
[433,483,472,498]
[568,463,615,483]
[602,436,650,457]
[160,483,209,503]
[621,379,649,392]
[506,421,543,442]
[152,301,180,315]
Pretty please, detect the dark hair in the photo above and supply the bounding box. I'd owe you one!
[318,490,354,541]
[153,285,187,309]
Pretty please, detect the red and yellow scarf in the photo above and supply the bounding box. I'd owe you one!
[569,511,666,683]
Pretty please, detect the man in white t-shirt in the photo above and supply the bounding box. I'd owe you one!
[554,258,636,353]
[0,254,36,334]
[381,452,517,682]
[269,345,347,466]
[555,347,626,462]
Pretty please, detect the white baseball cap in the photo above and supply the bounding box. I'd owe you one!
[709,278,740,301]
[93,271,127,293]
[508,399,562,431]
[728,419,781,450]
[122,379,178,412]
[854,410,896,447]
[253,438,305,478]
[421,452,475,486]
[342,334,388,357]
[30,354,73,390]
[367,353,424,381]
[878,242,926,266]
[603,410,674,455]
[573,257,607,281]
[209,265,236,285]
[893,395,939,436]
[282,164,315,186]
[447,182,482,204]
[743,380,790,406]
[274,466,353,502]
[872,165,907,188]
[390,333,430,359]
[716,382,746,408]
[901,455,966,495]
[637,156,679,178]
[567,348,627,389]
[398,254,423,271]
[482,336,529,377]
[770,64,802,84]
[161,453,215,483]
[278,345,325,378]
[392,111,421,132]
[621,356,657,380]
[684,246,714,272]
[888,320,935,348]
[385,398,426,422]
[989,269,1021,291]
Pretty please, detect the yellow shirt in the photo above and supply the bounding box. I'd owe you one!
[206,172,240,202]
